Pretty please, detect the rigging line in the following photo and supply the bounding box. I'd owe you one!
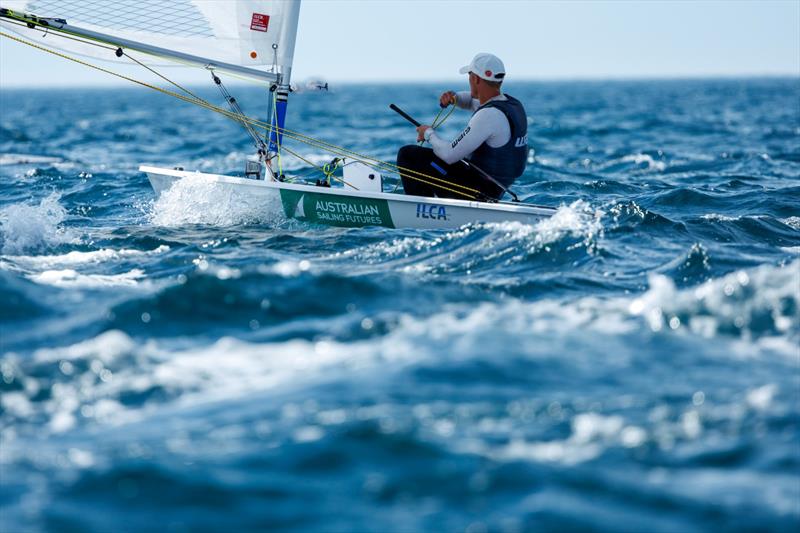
[280,146,359,190]
[123,50,204,102]
[282,143,476,199]
[417,101,456,146]
[278,133,480,197]
[0,30,480,199]
[0,23,475,194]
[280,140,477,199]
[1,17,116,51]
[6,16,204,102]
[212,71,267,153]
[258,121,484,196]
[279,133,482,198]
[245,110,482,196]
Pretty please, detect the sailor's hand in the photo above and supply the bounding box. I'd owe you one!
[439,91,456,108]
[416,125,431,142]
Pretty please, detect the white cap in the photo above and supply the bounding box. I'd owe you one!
[459,53,506,82]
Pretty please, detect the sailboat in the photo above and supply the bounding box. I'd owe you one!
[0,0,557,230]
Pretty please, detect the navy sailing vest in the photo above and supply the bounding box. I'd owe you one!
[468,94,528,187]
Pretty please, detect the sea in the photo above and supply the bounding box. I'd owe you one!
[1,78,799,532]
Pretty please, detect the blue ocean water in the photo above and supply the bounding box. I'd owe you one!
[1,78,799,532]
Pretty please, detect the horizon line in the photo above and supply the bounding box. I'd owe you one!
[1,72,798,90]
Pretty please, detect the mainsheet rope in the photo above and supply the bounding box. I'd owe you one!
[0,29,483,200]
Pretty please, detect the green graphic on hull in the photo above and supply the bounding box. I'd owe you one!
[280,189,395,228]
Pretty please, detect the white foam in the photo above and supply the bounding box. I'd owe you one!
[701,213,741,222]
[746,384,778,410]
[331,200,604,272]
[150,175,283,226]
[0,193,77,254]
[6,260,797,442]
[29,268,144,288]
[35,330,136,364]
[527,199,604,248]
[620,153,667,172]
[628,261,800,343]
[595,153,666,172]
[488,413,633,465]
[781,216,800,230]
[11,328,423,433]
[7,245,169,269]
[463,200,604,254]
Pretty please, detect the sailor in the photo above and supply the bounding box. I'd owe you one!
[397,53,529,200]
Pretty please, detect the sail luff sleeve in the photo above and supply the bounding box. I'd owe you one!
[275,0,302,86]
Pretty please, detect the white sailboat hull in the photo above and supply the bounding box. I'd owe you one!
[140,165,556,230]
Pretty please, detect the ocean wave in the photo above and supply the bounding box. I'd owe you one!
[29,268,145,288]
[5,245,169,270]
[3,259,795,441]
[595,153,667,173]
[105,267,386,338]
[628,261,799,343]
[329,200,605,275]
[1,326,425,436]
[0,193,78,254]
[782,216,800,230]
[657,243,712,285]
[701,213,741,222]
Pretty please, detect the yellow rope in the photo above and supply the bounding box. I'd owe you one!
[0,29,482,200]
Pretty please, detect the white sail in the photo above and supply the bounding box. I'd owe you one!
[0,0,301,83]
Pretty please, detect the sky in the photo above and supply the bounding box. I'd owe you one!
[0,0,798,87]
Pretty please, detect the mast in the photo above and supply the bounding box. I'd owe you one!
[0,8,279,84]
[268,0,302,153]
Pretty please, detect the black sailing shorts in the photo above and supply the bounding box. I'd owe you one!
[396,145,503,201]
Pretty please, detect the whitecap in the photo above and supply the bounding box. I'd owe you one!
[0,193,77,254]
[5,260,797,443]
[701,213,741,222]
[628,260,799,345]
[488,412,630,465]
[7,245,169,269]
[29,268,144,288]
[34,330,136,364]
[330,200,604,272]
[781,216,800,230]
[595,153,666,172]
[620,153,667,171]
[746,384,778,411]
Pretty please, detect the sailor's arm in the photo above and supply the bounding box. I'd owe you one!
[455,91,479,110]
[439,91,479,110]
[424,113,492,165]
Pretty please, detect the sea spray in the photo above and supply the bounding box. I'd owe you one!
[149,175,284,226]
[0,193,76,254]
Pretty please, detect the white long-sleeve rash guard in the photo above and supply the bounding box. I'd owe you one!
[425,91,511,165]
